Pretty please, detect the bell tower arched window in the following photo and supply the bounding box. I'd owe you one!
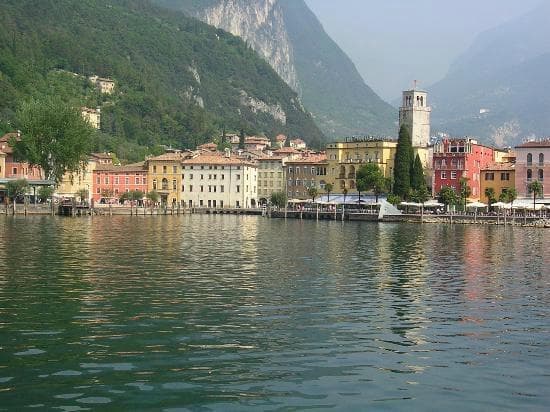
[527,169,532,180]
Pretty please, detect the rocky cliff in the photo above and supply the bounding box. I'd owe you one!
[155,0,397,138]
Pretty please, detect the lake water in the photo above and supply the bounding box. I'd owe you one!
[0,215,548,411]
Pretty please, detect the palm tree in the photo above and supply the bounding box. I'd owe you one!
[343,188,348,205]
[356,178,368,207]
[307,186,318,202]
[527,181,543,211]
[325,183,333,203]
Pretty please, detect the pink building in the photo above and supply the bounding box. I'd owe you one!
[92,162,148,202]
[514,140,550,199]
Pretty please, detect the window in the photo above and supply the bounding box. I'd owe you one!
[135,177,140,185]
[142,177,146,185]
[153,165,157,173]
[485,173,494,181]
[96,188,100,194]
[200,185,204,192]
[182,185,185,192]
[172,180,177,190]
[527,153,533,165]
[162,178,168,190]
[236,174,241,180]
[527,169,533,180]
[105,176,109,184]
[209,185,212,192]
[289,167,293,174]
[539,153,545,165]
[539,169,544,181]
[201,174,204,180]
[441,171,447,179]
[153,179,157,190]
[221,174,224,180]
[501,173,510,181]
[220,186,224,193]
[451,171,457,179]
[237,185,240,193]
[125,177,129,185]
[189,185,193,192]
[163,166,167,174]
[96,176,100,184]
[236,201,240,208]
[190,174,193,180]
[114,176,119,185]
[173,165,177,174]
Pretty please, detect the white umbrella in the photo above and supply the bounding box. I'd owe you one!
[492,202,507,208]
[423,200,444,207]
[466,201,487,208]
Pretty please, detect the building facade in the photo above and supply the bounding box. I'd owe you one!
[480,163,515,204]
[92,163,148,203]
[433,138,495,200]
[81,107,101,130]
[57,159,98,202]
[146,152,189,206]
[182,152,257,208]
[514,140,550,199]
[286,154,328,200]
[399,89,431,148]
[325,138,397,193]
[257,155,287,203]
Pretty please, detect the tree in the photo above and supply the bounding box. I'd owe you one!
[6,179,29,214]
[411,154,425,191]
[307,186,318,202]
[77,188,89,204]
[13,95,94,184]
[528,181,543,211]
[438,186,458,211]
[342,188,348,205]
[459,177,471,211]
[146,190,160,204]
[270,191,287,208]
[393,125,413,199]
[357,163,388,202]
[387,193,401,206]
[238,128,245,150]
[324,183,333,202]
[484,187,496,208]
[410,186,430,203]
[356,177,368,205]
[503,187,518,205]
[38,186,54,203]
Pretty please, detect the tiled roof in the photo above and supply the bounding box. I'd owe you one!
[91,152,113,159]
[95,162,147,173]
[183,153,250,166]
[286,154,327,164]
[148,152,190,162]
[482,162,515,171]
[515,140,550,148]
[273,147,300,154]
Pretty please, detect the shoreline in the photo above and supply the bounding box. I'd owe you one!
[1,205,549,228]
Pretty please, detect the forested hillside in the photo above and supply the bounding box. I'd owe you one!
[0,0,324,161]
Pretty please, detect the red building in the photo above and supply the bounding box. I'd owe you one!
[433,138,495,200]
[92,162,148,203]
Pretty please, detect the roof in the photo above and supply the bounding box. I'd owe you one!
[276,134,287,142]
[273,147,300,154]
[482,162,515,172]
[257,155,286,161]
[147,152,191,162]
[91,152,113,160]
[286,154,327,164]
[198,142,218,151]
[95,162,146,173]
[515,140,550,148]
[183,152,253,166]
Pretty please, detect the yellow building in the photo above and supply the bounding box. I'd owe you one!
[480,162,515,204]
[56,159,98,202]
[325,138,397,193]
[0,149,5,179]
[146,152,190,206]
[81,107,101,130]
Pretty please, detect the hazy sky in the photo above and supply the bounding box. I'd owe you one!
[304,0,542,102]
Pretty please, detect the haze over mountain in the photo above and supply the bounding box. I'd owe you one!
[154,0,397,138]
[429,1,550,146]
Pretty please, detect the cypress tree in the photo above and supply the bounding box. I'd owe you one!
[393,125,412,198]
[411,153,425,191]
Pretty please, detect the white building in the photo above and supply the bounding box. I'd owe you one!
[399,89,431,148]
[81,107,101,129]
[181,152,258,208]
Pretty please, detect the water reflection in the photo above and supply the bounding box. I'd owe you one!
[0,216,548,410]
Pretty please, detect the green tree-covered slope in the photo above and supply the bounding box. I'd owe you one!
[0,0,324,161]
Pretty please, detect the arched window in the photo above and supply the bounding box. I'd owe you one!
[153,179,157,190]
[339,165,346,178]
[527,153,533,165]
[539,169,544,181]
[539,153,544,165]
[162,178,168,190]
[527,169,532,180]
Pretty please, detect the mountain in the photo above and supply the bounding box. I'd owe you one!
[429,2,550,147]
[0,0,324,162]
[154,0,397,138]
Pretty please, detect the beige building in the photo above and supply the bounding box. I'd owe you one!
[182,152,258,208]
[146,152,190,206]
[0,149,5,179]
[257,155,287,203]
[81,107,101,130]
[57,159,97,202]
[325,138,397,193]
[89,76,115,94]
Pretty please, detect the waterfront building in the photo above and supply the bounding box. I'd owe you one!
[182,152,258,209]
[146,152,190,206]
[325,137,397,193]
[257,155,288,203]
[432,138,495,200]
[81,107,101,130]
[480,162,515,204]
[92,162,148,203]
[514,140,550,199]
[399,88,431,148]
[286,153,327,200]
[57,158,98,202]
